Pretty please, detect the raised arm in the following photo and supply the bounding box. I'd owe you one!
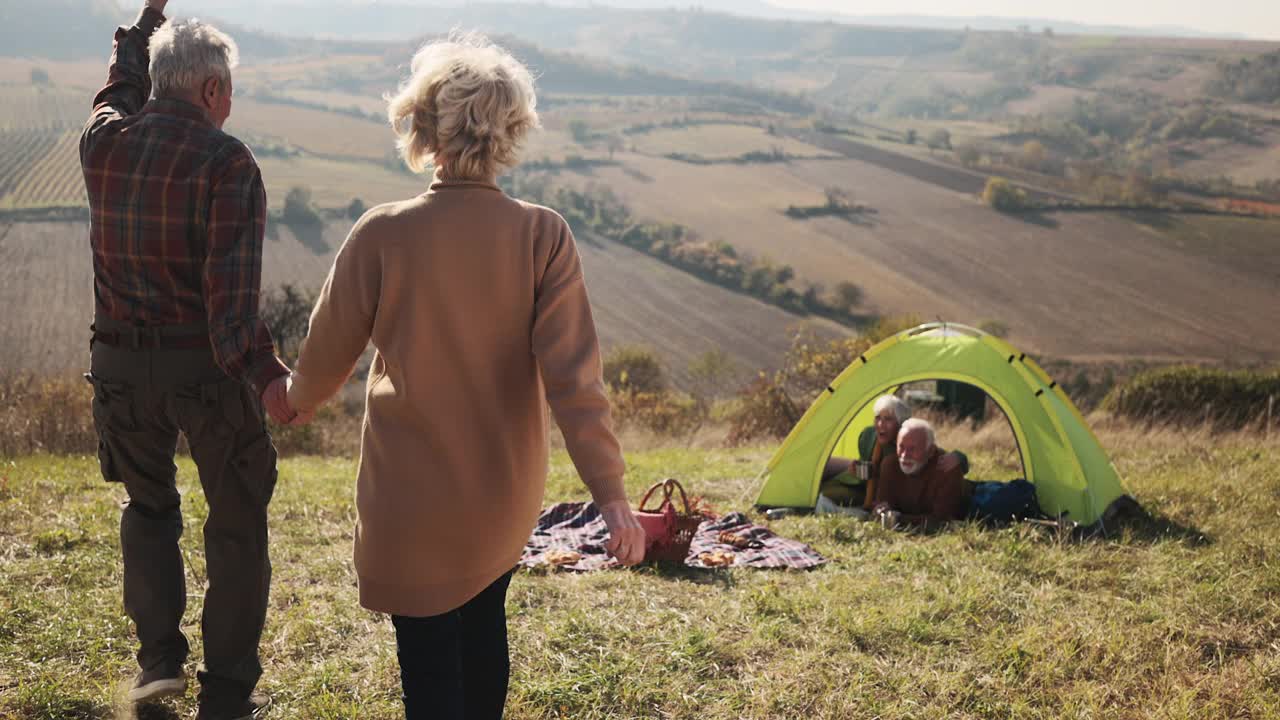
[80,0,168,161]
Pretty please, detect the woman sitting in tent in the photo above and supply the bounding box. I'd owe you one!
[816,395,967,514]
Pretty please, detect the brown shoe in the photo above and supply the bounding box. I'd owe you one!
[128,666,187,703]
[194,692,270,720]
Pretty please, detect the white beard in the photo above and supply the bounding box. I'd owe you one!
[900,459,923,476]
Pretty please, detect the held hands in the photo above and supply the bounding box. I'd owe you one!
[598,500,645,567]
[262,374,314,426]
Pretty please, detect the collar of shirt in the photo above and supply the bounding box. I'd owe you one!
[428,168,501,193]
[141,97,213,126]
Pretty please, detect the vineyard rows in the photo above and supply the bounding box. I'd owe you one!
[0,129,85,209]
[0,85,89,132]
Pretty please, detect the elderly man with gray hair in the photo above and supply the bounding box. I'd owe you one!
[816,394,966,515]
[870,418,969,531]
[80,1,296,717]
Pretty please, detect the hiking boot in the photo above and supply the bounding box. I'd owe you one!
[127,666,187,703]
[194,692,271,720]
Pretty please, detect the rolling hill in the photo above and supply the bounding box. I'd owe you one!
[0,218,845,385]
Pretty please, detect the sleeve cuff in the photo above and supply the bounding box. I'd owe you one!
[247,354,290,397]
[136,6,167,35]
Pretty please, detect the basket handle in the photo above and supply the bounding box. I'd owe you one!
[638,478,691,514]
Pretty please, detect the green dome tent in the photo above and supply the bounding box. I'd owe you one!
[754,323,1132,527]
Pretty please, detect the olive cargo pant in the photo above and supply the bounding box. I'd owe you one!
[88,324,278,705]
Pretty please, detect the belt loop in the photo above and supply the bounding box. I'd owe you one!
[151,326,162,350]
[129,326,141,351]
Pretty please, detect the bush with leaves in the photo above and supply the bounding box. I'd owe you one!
[726,316,921,443]
[1102,366,1280,431]
[983,177,1032,213]
[603,345,668,395]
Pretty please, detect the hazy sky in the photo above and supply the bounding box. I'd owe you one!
[769,0,1280,40]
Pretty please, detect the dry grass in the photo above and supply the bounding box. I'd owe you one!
[1,427,1278,719]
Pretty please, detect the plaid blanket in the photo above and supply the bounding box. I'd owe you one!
[520,502,827,571]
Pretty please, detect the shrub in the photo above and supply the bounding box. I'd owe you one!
[260,284,318,366]
[726,373,801,445]
[347,197,366,220]
[610,390,705,436]
[1102,366,1280,430]
[983,177,1032,213]
[978,319,1010,338]
[726,315,922,443]
[927,129,952,150]
[603,345,668,394]
[283,186,322,226]
[687,348,738,404]
[0,374,96,456]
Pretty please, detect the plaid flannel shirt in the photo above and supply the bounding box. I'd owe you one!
[80,7,288,393]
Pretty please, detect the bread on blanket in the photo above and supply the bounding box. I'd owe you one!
[698,550,736,567]
[544,548,582,566]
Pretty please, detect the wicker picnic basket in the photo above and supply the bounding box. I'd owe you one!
[636,478,706,563]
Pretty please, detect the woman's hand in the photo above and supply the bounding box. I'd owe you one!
[598,500,645,567]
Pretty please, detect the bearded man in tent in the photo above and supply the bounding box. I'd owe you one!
[870,418,970,531]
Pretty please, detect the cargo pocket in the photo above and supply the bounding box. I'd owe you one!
[85,374,135,483]
[175,377,245,443]
[236,433,279,508]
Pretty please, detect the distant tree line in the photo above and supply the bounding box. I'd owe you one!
[500,175,867,325]
[1206,50,1280,104]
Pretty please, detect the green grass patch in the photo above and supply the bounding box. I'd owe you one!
[1,437,1279,718]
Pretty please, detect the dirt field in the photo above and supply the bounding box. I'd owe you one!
[0,219,844,386]
[629,123,836,159]
[225,99,395,161]
[576,151,1280,364]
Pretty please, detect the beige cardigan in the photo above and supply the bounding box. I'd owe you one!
[288,177,627,617]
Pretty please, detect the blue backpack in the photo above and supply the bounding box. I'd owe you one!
[969,479,1040,524]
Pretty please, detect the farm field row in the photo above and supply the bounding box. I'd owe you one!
[563,151,1280,364]
[0,129,84,209]
[0,218,841,385]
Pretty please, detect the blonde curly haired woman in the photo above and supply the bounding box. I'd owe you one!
[284,34,644,719]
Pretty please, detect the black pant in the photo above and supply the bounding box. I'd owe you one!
[392,569,515,720]
[88,320,277,706]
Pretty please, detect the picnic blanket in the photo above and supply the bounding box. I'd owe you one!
[520,502,827,571]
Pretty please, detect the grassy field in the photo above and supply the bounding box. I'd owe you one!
[1,423,1278,719]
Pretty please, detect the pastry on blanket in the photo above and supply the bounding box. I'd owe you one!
[698,550,735,567]
[717,531,764,550]
[544,548,582,566]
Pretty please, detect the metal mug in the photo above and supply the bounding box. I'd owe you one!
[853,460,874,481]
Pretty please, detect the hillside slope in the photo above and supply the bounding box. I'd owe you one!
[570,151,1280,364]
[0,220,844,384]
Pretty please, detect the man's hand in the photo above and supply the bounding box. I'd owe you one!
[262,375,313,426]
[879,509,902,530]
[598,500,646,567]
